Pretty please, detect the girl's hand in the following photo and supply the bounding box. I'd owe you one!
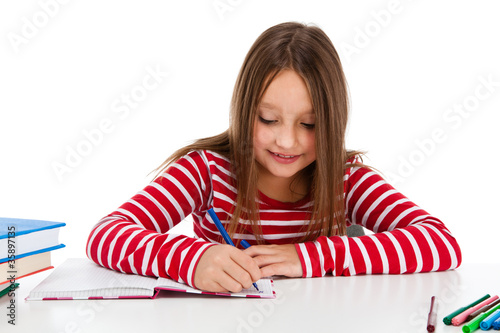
[244,244,303,278]
[194,244,261,293]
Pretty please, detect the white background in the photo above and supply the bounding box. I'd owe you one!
[1,0,498,267]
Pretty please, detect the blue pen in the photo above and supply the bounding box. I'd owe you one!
[207,208,259,291]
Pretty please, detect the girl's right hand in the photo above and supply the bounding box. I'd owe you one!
[193,244,261,293]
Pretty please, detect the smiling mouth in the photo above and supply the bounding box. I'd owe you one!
[270,151,299,158]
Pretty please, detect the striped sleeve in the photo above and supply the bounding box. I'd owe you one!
[85,151,216,287]
[295,166,462,277]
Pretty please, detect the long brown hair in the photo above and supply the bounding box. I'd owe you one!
[155,22,365,242]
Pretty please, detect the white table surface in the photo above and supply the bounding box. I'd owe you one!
[1,262,498,333]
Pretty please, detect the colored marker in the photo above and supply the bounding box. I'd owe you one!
[427,296,438,332]
[452,295,499,326]
[443,294,490,325]
[467,298,500,322]
[240,239,252,249]
[462,304,500,333]
[480,309,500,330]
[492,316,500,330]
[207,208,259,291]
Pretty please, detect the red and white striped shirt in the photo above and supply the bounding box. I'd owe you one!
[86,150,461,287]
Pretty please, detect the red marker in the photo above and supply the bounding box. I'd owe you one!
[427,296,438,332]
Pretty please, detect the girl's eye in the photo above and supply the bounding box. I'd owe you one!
[258,116,275,124]
[258,116,314,129]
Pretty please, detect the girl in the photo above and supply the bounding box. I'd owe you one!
[86,22,461,293]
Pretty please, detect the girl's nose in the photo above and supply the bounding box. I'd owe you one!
[276,125,298,149]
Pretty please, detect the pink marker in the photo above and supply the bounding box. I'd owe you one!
[452,295,499,326]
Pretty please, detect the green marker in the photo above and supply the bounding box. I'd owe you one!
[462,303,500,333]
[443,294,490,325]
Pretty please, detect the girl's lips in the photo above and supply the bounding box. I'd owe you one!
[268,151,301,164]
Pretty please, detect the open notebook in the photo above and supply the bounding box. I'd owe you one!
[26,258,275,300]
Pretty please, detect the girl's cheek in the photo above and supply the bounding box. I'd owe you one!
[255,126,274,144]
[262,128,275,142]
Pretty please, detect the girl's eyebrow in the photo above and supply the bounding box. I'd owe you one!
[259,102,277,110]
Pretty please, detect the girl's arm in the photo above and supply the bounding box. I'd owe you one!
[294,166,462,277]
[86,151,217,287]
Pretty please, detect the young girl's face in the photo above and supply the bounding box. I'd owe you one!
[253,69,316,185]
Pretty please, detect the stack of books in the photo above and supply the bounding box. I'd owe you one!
[1,217,65,291]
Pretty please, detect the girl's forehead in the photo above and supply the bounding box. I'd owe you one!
[259,70,312,101]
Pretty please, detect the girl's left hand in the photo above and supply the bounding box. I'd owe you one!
[243,244,303,278]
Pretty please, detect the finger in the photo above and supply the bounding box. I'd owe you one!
[200,255,246,293]
[252,254,284,268]
[259,263,285,278]
[229,250,262,283]
[202,280,231,293]
[222,261,254,290]
[260,262,299,278]
[243,245,277,257]
[194,245,251,292]
[217,271,246,293]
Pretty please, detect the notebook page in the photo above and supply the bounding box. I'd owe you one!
[232,278,274,297]
[155,277,275,298]
[28,258,159,299]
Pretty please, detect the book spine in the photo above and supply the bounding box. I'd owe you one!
[0,244,65,263]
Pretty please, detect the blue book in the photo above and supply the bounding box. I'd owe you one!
[0,217,66,263]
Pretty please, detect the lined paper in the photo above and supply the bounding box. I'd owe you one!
[156,277,274,297]
[28,258,158,299]
[27,258,276,300]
